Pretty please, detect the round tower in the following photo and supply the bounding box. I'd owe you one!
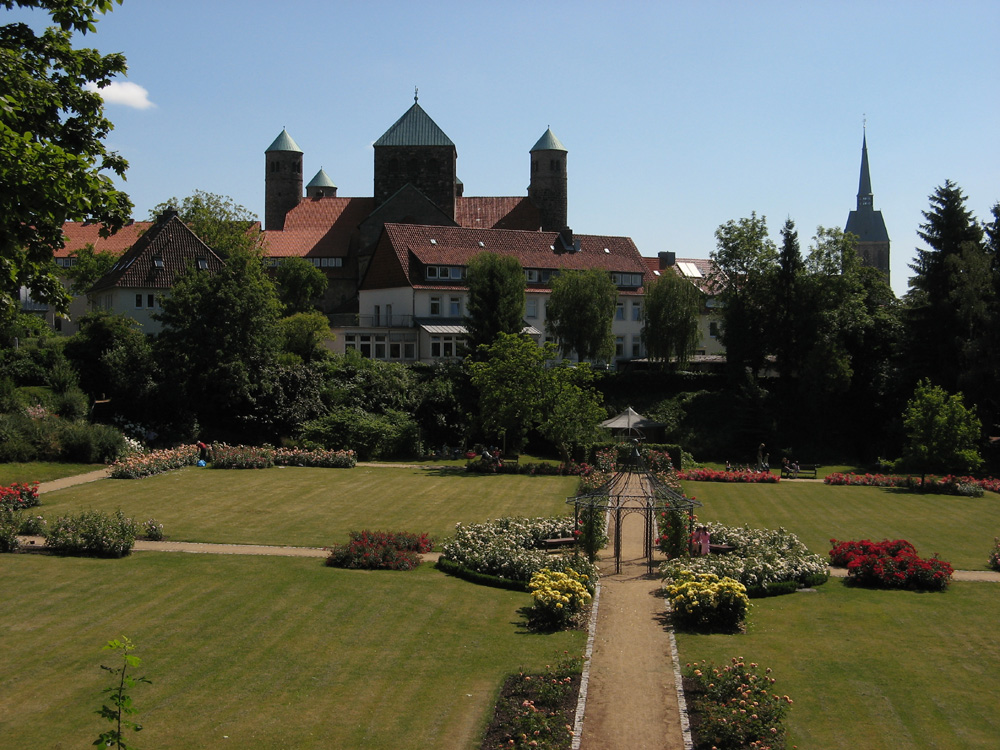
[528,128,568,232]
[265,129,303,230]
[306,168,337,199]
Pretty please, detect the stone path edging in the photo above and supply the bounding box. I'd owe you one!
[571,576,602,750]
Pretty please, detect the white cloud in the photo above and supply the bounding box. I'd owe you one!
[85,80,155,110]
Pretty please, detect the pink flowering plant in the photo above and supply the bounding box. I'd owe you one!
[829,538,953,591]
[109,445,199,479]
[679,468,779,484]
[684,657,791,750]
[988,538,1000,573]
[825,472,994,496]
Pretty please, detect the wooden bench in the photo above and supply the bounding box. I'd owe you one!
[503,454,519,467]
[541,537,576,552]
[782,464,820,479]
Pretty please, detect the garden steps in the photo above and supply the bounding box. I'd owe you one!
[578,473,686,750]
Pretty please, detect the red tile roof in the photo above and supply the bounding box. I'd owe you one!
[643,256,721,294]
[56,222,152,258]
[455,196,542,231]
[361,223,646,291]
[262,197,374,257]
[90,215,224,292]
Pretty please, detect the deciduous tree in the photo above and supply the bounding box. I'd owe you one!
[545,269,617,362]
[463,252,525,352]
[901,379,982,477]
[641,269,700,369]
[1,0,131,314]
[275,257,327,315]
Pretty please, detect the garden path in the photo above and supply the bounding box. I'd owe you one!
[578,473,687,750]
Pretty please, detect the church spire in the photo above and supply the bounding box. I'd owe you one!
[857,130,873,209]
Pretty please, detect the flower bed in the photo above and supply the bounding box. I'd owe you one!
[679,468,779,484]
[666,571,750,632]
[326,530,432,571]
[440,516,598,590]
[660,523,828,596]
[272,447,356,468]
[825,472,996,495]
[829,538,953,591]
[684,658,791,750]
[0,481,40,510]
[465,460,592,476]
[527,568,593,630]
[108,445,199,479]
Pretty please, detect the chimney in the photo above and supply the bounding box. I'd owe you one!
[158,206,180,223]
[658,251,676,269]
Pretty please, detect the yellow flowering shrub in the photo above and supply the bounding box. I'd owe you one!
[666,570,750,632]
[528,568,593,630]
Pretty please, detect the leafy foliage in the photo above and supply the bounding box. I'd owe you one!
[275,257,327,315]
[95,635,150,750]
[65,243,118,295]
[1,0,131,315]
[545,268,618,361]
[149,191,261,258]
[901,379,982,475]
[462,251,525,352]
[642,268,701,367]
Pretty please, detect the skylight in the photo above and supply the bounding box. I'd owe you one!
[677,261,702,278]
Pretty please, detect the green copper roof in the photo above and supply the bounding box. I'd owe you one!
[266,129,302,153]
[530,127,566,152]
[306,168,336,189]
[374,102,454,148]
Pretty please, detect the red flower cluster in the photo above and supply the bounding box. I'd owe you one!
[679,468,779,484]
[326,529,432,571]
[829,538,953,591]
[0,482,40,511]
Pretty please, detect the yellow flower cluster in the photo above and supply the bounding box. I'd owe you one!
[529,568,592,614]
[666,570,750,630]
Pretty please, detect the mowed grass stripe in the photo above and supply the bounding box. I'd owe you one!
[35,466,580,547]
[0,553,581,749]
[681,480,1000,570]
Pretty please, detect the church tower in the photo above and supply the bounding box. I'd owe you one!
[373,93,457,220]
[528,128,568,232]
[845,130,890,283]
[265,129,303,230]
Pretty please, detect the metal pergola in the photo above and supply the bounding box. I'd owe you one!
[568,441,701,574]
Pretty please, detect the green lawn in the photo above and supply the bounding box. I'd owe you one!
[681,479,1000,570]
[676,478,1000,749]
[0,461,105,485]
[677,582,1000,749]
[0,553,582,749]
[34,466,580,547]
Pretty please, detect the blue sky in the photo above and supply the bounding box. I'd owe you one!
[9,0,999,297]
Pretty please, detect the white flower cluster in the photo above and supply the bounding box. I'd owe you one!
[660,523,827,590]
[441,516,598,586]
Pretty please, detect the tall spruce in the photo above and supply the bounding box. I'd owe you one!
[903,181,986,393]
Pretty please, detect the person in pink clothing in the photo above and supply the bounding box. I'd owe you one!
[693,526,711,556]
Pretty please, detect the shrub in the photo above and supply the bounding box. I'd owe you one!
[666,571,750,632]
[989,538,1000,573]
[527,568,593,630]
[829,538,953,591]
[656,508,692,559]
[825,472,998,495]
[440,516,599,589]
[685,658,791,750]
[142,518,164,541]
[325,530,432,571]
[45,509,138,557]
[58,420,125,463]
[210,443,275,469]
[661,523,828,595]
[0,508,21,552]
[679,468,779,484]
[300,407,420,460]
[0,481,40,511]
[19,514,47,536]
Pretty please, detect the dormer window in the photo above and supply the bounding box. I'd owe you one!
[197,258,208,270]
[153,257,165,270]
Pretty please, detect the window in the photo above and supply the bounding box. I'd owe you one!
[612,272,642,287]
[525,298,538,319]
[426,266,439,280]
[430,296,441,316]
[450,267,463,280]
[525,269,539,283]
[449,296,461,317]
[631,301,641,321]
[632,336,642,357]
[147,294,155,309]
[390,343,401,359]
[358,334,372,358]
[373,305,380,326]
[430,334,465,358]
[540,270,552,284]
[197,258,208,270]
[615,336,625,357]
[153,257,164,270]
[709,321,719,338]
[615,301,625,320]
[404,342,416,359]
[385,304,392,326]
[135,294,143,308]
[320,257,343,268]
